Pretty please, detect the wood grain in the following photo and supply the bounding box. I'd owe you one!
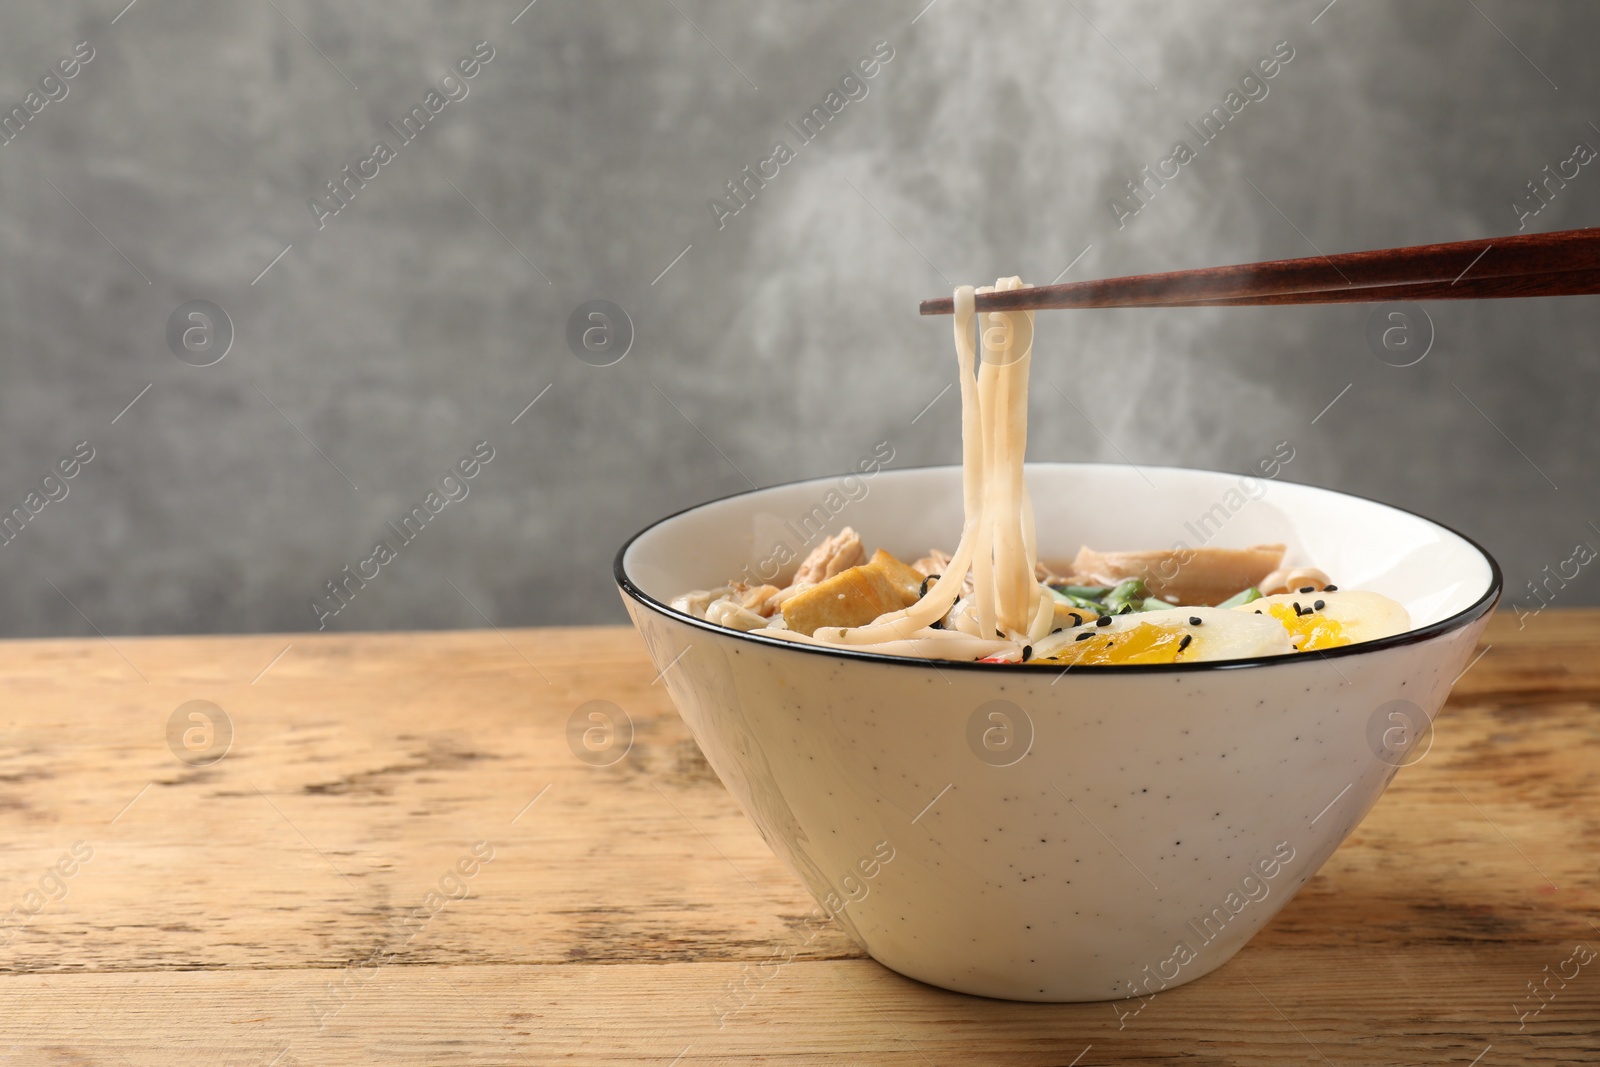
[0,613,1596,1065]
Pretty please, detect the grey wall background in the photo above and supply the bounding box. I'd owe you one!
[0,0,1594,638]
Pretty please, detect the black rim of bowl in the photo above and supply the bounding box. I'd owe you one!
[614,463,1504,674]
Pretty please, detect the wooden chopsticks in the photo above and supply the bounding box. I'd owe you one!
[918,226,1600,314]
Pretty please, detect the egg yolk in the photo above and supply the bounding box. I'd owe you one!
[1262,603,1349,651]
[1039,623,1188,665]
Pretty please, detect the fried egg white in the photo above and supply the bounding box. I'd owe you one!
[1030,606,1295,665]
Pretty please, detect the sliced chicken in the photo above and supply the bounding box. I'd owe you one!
[729,582,783,617]
[793,527,865,586]
[670,586,730,619]
[1034,558,1076,586]
[1070,543,1286,607]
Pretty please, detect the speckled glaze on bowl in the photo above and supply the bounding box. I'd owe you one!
[616,464,1499,1002]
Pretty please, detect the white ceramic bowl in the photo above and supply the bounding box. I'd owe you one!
[616,463,1500,1002]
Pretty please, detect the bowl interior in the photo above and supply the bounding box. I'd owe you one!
[622,463,1496,638]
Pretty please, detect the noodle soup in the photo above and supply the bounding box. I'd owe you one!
[675,278,1410,665]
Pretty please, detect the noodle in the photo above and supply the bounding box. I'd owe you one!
[677,274,1411,665]
[753,276,1043,658]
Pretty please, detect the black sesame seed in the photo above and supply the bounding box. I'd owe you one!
[1178,633,1193,652]
[1325,584,1338,592]
[1051,627,1063,635]
[1313,599,1326,611]
[1299,586,1315,594]
[1254,609,1263,614]
[1076,632,1092,642]
[920,574,940,598]
[1022,645,1033,662]
[1188,616,1202,626]
[1120,604,1133,614]
[1096,615,1114,627]
[1069,612,1083,627]
[1292,602,1303,615]
[930,618,943,630]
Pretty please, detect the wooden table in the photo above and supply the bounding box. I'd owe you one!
[1,612,1596,1065]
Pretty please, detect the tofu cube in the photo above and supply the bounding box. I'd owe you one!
[781,549,925,635]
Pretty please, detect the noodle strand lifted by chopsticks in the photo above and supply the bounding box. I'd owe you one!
[764,277,1045,655]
